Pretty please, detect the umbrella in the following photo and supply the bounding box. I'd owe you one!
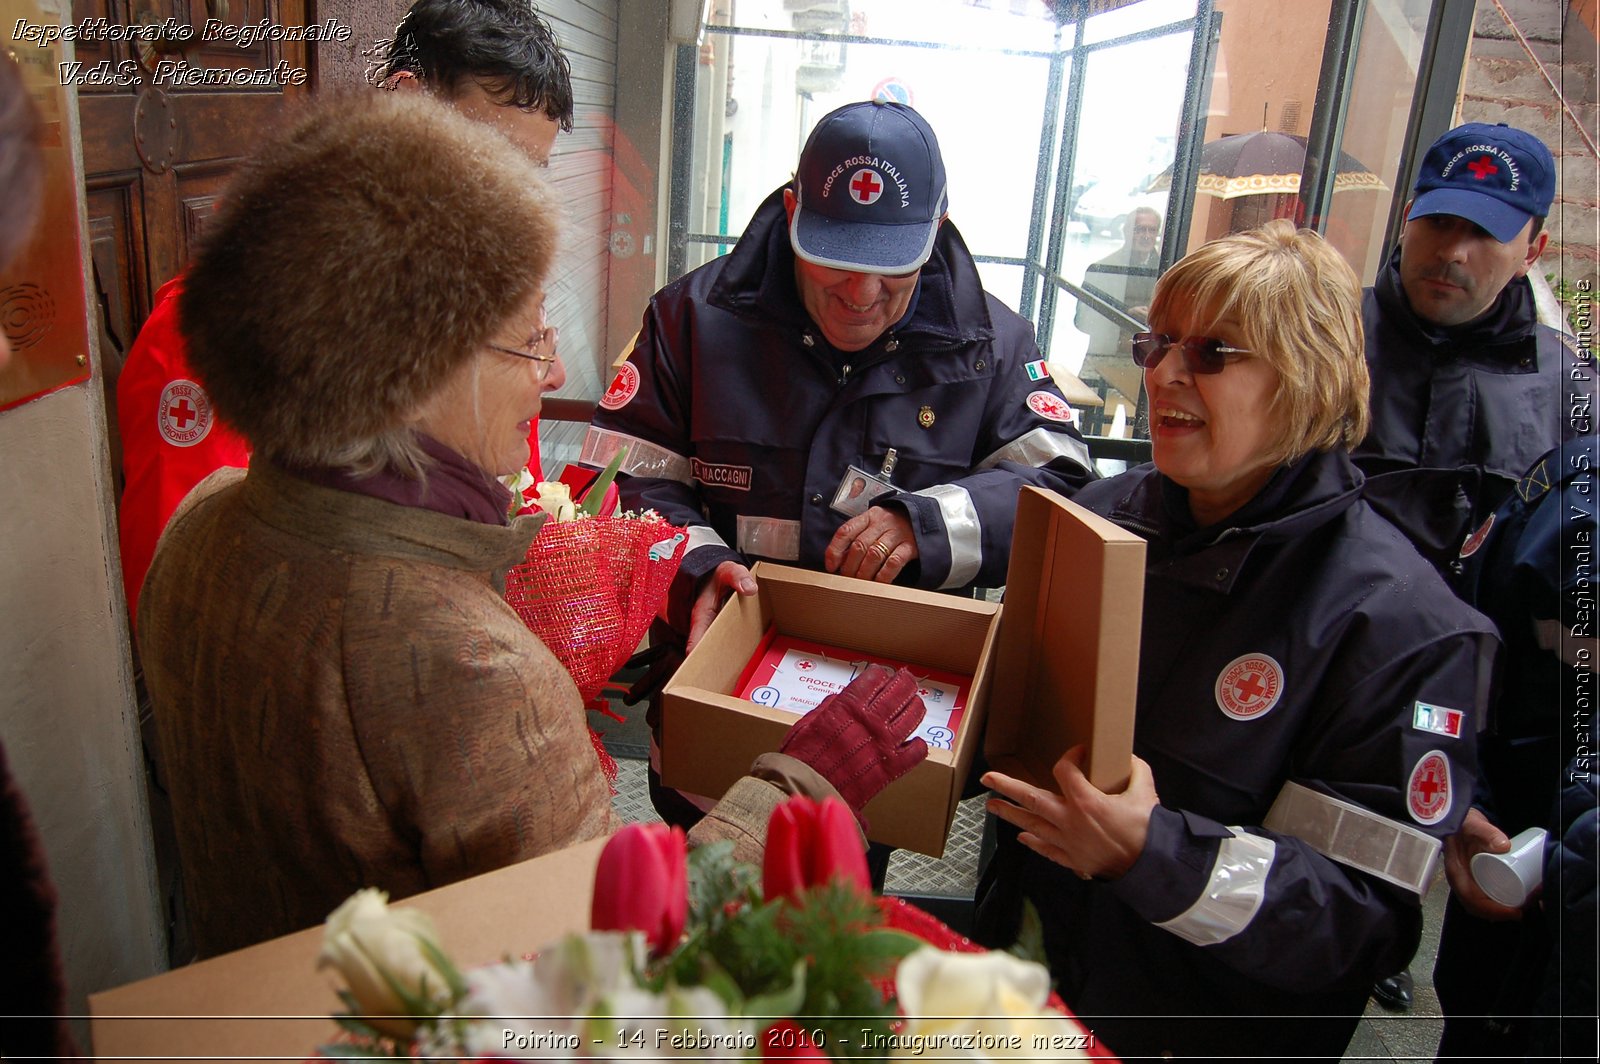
[1146,131,1386,200]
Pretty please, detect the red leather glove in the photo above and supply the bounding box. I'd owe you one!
[778,664,928,818]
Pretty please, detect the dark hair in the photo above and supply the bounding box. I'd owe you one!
[373,0,574,131]
[1529,215,1546,240]
[0,56,43,270]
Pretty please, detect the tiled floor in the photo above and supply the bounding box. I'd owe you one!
[609,755,1448,1062]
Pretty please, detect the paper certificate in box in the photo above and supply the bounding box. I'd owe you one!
[734,630,969,750]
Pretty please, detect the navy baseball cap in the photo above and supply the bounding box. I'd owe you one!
[790,101,948,274]
[1409,122,1555,243]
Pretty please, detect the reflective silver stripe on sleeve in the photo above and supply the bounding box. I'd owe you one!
[735,516,800,561]
[579,427,692,484]
[911,484,983,589]
[1262,780,1442,896]
[1154,830,1277,947]
[684,524,731,557]
[977,426,1092,473]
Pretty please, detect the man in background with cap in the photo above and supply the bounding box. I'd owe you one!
[1355,124,1593,1024]
[584,100,1094,829]
[1356,121,1588,582]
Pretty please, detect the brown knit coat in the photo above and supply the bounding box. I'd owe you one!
[140,466,826,957]
[139,464,618,955]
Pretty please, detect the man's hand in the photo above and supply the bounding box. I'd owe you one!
[983,747,1158,880]
[1443,808,1525,921]
[824,508,918,583]
[686,561,757,653]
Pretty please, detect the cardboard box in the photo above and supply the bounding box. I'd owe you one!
[985,487,1145,794]
[662,491,1145,854]
[89,837,606,1063]
[662,562,1001,857]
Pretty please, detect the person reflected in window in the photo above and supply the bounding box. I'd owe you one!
[1074,206,1162,422]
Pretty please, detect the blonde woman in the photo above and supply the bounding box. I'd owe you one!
[980,221,1494,1061]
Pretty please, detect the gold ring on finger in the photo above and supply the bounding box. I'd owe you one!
[870,541,892,560]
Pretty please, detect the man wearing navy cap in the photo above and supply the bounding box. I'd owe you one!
[1356,122,1589,581]
[1357,125,1594,1021]
[584,100,1095,828]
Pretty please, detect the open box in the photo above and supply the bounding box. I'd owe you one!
[661,487,1146,857]
[984,487,1146,795]
[662,562,999,856]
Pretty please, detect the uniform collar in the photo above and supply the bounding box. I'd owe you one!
[1099,450,1364,592]
[1373,246,1537,350]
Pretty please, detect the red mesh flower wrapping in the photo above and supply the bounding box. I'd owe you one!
[503,514,688,780]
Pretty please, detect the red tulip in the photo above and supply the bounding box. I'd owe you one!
[590,822,688,954]
[762,1020,829,1059]
[763,796,870,903]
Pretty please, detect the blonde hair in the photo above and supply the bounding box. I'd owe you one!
[1148,219,1369,463]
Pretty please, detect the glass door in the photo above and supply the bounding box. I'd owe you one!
[1031,0,1213,439]
[653,0,1474,459]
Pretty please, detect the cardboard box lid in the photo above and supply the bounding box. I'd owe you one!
[986,487,1146,794]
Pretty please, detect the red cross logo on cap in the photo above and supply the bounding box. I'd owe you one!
[849,168,883,205]
[1466,155,1499,180]
[1407,750,1452,825]
[1215,652,1285,720]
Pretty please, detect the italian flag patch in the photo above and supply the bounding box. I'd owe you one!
[1024,359,1050,381]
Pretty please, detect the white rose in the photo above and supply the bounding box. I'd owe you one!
[317,888,456,1040]
[534,481,577,522]
[893,948,1092,1060]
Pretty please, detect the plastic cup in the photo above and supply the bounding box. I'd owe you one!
[1469,826,1548,908]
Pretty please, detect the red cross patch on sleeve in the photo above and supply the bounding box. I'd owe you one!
[1407,750,1453,825]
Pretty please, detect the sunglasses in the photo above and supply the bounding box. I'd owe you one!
[1130,332,1252,374]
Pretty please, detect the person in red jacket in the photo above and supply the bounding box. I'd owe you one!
[116,0,575,621]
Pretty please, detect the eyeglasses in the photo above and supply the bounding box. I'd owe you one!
[1130,332,1252,374]
[488,324,560,379]
[1131,225,1161,235]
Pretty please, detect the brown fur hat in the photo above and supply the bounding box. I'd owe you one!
[180,91,559,464]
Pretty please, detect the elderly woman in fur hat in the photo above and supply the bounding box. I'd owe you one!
[138,93,928,959]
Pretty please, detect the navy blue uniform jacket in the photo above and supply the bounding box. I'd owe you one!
[979,449,1495,1062]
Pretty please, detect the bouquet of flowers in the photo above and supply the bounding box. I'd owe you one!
[502,451,687,783]
[314,796,1112,1061]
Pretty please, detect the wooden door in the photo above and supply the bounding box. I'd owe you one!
[77,0,312,466]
